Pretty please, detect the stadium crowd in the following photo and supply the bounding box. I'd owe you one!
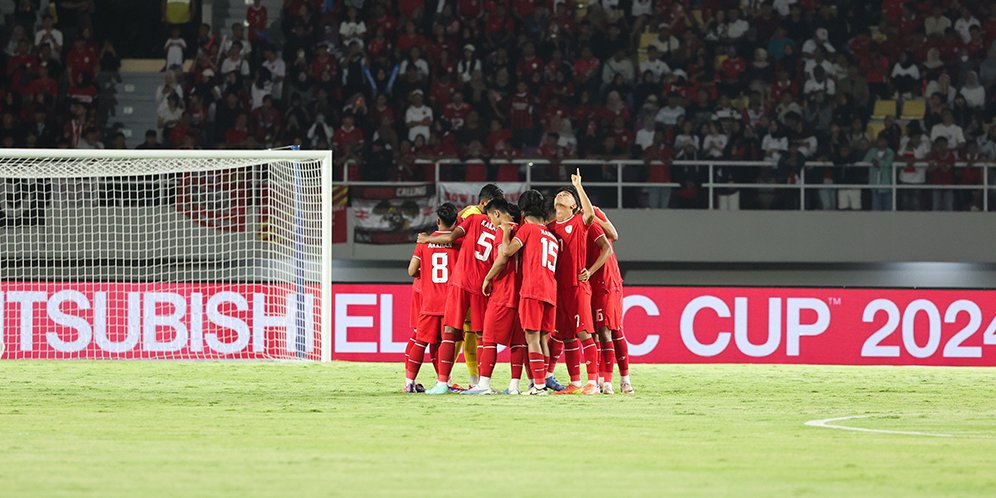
[2,1,996,209]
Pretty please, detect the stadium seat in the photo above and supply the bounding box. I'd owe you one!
[464,161,487,182]
[871,100,897,119]
[495,162,519,182]
[866,120,886,140]
[900,99,926,120]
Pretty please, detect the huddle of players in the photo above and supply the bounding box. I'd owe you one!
[404,172,633,395]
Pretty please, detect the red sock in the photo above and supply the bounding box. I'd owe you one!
[510,345,526,380]
[429,343,440,376]
[564,340,582,383]
[406,340,428,381]
[612,330,630,377]
[479,342,497,378]
[547,337,564,374]
[476,340,484,377]
[405,334,417,359]
[528,352,547,387]
[600,340,615,383]
[581,337,598,382]
[436,331,459,383]
[595,340,604,372]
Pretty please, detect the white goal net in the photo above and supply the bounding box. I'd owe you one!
[0,149,333,361]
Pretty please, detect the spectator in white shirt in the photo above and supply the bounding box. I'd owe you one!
[655,94,686,126]
[925,73,957,104]
[726,8,750,40]
[220,43,250,77]
[34,15,63,55]
[924,6,952,37]
[802,28,836,56]
[639,45,671,82]
[602,49,636,86]
[261,47,286,100]
[804,66,836,96]
[220,23,251,59]
[702,123,728,158]
[635,116,656,150]
[930,110,966,149]
[761,122,789,162]
[339,7,367,47]
[959,71,985,108]
[673,121,700,152]
[954,9,980,43]
[405,90,433,142]
[891,52,921,98]
[399,47,430,81]
[897,130,929,210]
[164,27,187,70]
[646,25,680,56]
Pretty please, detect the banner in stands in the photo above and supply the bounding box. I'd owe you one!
[330,285,996,366]
[351,184,436,244]
[437,182,529,207]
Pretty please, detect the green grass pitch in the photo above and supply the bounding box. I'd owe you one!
[1,361,994,497]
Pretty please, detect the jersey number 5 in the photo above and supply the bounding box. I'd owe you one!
[540,237,558,272]
[474,232,495,261]
[431,253,449,283]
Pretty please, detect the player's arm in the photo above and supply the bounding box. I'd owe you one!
[416,225,465,244]
[579,235,612,282]
[503,230,524,257]
[571,168,595,225]
[407,256,421,277]
[594,208,619,241]
[482,251,508,296]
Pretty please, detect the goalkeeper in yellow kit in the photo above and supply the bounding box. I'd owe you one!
[455,184,505,387]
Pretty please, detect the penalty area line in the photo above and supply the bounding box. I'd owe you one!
[804,415,996,439]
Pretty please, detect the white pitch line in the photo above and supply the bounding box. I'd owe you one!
[804,415,996,439]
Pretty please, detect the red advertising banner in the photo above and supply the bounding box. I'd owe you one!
[0,283,321,360]
[331,284,996,366]
[4,283,996,365]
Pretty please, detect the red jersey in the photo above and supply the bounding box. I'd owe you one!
[509,92,534,130]
[452,213,498,295]
[413,231,460,315]
[548,213,590,291]
[589,208,623,291]
[488,224,520,309]
[514,222,559,305]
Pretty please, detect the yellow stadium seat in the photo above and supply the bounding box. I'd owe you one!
[900,99,926,120]
[866,120,886,140]
[640,33,656,50]
[871,100,897,119]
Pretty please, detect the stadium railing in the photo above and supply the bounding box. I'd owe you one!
[337,159,996,211]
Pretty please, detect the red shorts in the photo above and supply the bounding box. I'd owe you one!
[410,291,422,330]
[592,285,623,330]
[443,286,486,331]
[483,304,520,346]
[518,298,556,332]
[554,284,594,340]
[415,314,444,344]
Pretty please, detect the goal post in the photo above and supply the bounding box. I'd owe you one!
[0,148,334,361]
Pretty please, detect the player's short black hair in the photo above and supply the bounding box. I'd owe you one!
[478,184,504,203]
[484,198,510,215]
[518,189,548,220]
[556,185,582,213]
[507,203,522,224]
[436,202,458,227]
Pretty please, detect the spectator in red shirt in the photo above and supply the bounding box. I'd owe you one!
[927,137,956,211]
[66,37,99,84]
[246,0,268,44]
[442,91,471,131]
[509,81,535,146]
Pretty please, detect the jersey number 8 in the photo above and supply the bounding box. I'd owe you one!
[431,253,449,283]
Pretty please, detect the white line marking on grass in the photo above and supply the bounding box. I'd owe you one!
[805,415,996,439]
